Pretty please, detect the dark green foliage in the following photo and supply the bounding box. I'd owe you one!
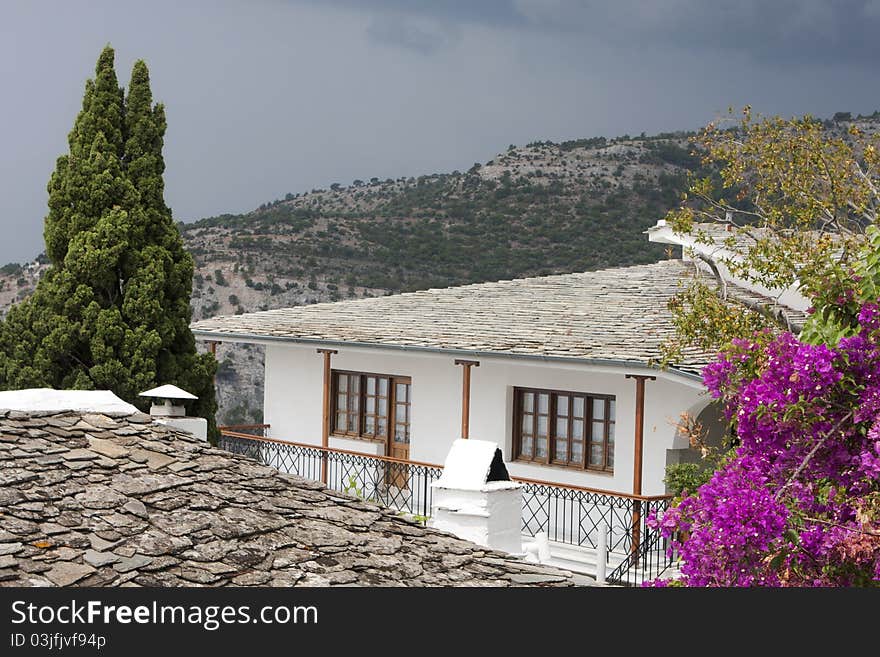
[0,263,22,276]
[559,136,607,151]
[641,141,702,169]
[664,462,713,497]
[0,47,218,439]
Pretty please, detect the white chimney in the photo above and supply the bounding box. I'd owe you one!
[139,384,207,441]
[429,439,522,555]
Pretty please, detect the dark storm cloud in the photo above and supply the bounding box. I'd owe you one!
[0,0,878,265]
[308,0,880,65]
[365,14,462,54]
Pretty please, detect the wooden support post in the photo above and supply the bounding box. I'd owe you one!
[454,360,479,439]
[626,373,656,555]
[317,349,337,483]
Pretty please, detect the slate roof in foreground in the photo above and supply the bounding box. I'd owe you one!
[0,410,588,587]
[191,259,805,377]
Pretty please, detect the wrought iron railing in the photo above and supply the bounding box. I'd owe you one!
[218,431,442,522]
[605,513,677,587]
[516,477,671,555]
[217,431,673,562]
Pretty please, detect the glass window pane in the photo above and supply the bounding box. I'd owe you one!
[335,412,346,430]
[608,422,615,443]
[609,399,616,420]
[592,421,605,441]
[573,397,584,417]
[554,438,568,462]
[378,398,388,416]
[522,392,534,412]
[396,383,407,401]
[396,404,407,423]
[348,416,358,432]
[592,398,605,420]
[557,395,568,415]
[350,395,359,412]
[556,418,568,438]
[378,418,387,435]
[589,443,604,466]
[395,424,409,444]
[336,394,347,411]
[538,394,549,414]
[607,443,614,468]
[537,415,548,437]
[364,417,375,435]
[521,436,533,457]
[337,376,347,392]
[366,397,375,413]
[536,437,547,458]
[366,377,376,394]
[521,415,532,435]
[572,441,583,463]
[572,420,584,439]
[350,376,360,393]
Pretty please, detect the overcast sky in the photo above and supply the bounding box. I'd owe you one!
[2,0,880,264]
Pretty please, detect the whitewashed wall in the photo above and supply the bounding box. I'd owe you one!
[263,342,708,496]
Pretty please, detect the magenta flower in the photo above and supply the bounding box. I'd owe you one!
[658,300,880,586]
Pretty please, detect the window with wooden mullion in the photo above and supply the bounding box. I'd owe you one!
[332,371,399,441]
[392,380,411,444]
[517,390,550,462]
[587,397,616,472]
[334,373,361,437]
[362,375,389,439]
[515,387,613,472]
[551,393,586,467]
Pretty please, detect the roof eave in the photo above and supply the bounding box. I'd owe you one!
[191,329,706,384]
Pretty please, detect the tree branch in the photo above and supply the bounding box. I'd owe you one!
[776,411,853,500]
[689,251,803,333]
[690,250,727,300]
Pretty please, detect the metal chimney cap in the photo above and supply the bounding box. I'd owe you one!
[139,384,198,400]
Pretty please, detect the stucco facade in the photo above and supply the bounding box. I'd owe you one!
[262,341,709,496]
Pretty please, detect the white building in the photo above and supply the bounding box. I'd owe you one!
[190,223,805,577]
[194,260,709,491]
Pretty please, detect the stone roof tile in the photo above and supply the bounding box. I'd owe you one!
[191,260,805,377]
[0,411,583,587]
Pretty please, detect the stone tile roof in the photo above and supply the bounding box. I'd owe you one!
[0,410,588,587]
[191,259,806,378]
[193,260,711,375]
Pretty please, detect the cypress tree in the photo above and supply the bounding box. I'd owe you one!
[0,46,218,437]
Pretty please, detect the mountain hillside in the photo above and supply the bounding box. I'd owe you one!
[179,131,703,424]
[4,113,878,427]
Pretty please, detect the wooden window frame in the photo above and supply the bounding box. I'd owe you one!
[331,370,411,443]
[513,386,616,473]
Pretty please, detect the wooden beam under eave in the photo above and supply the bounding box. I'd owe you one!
[626,373,656,555]
[317,348,338,483]
[454,360,480,439]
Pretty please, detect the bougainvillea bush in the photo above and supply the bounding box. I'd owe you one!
[650,305,880,586]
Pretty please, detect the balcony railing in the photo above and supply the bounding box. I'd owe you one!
[605,516,677,586]
[218,428,674,584]
[515,476,671,555]
[218,429,442,521]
